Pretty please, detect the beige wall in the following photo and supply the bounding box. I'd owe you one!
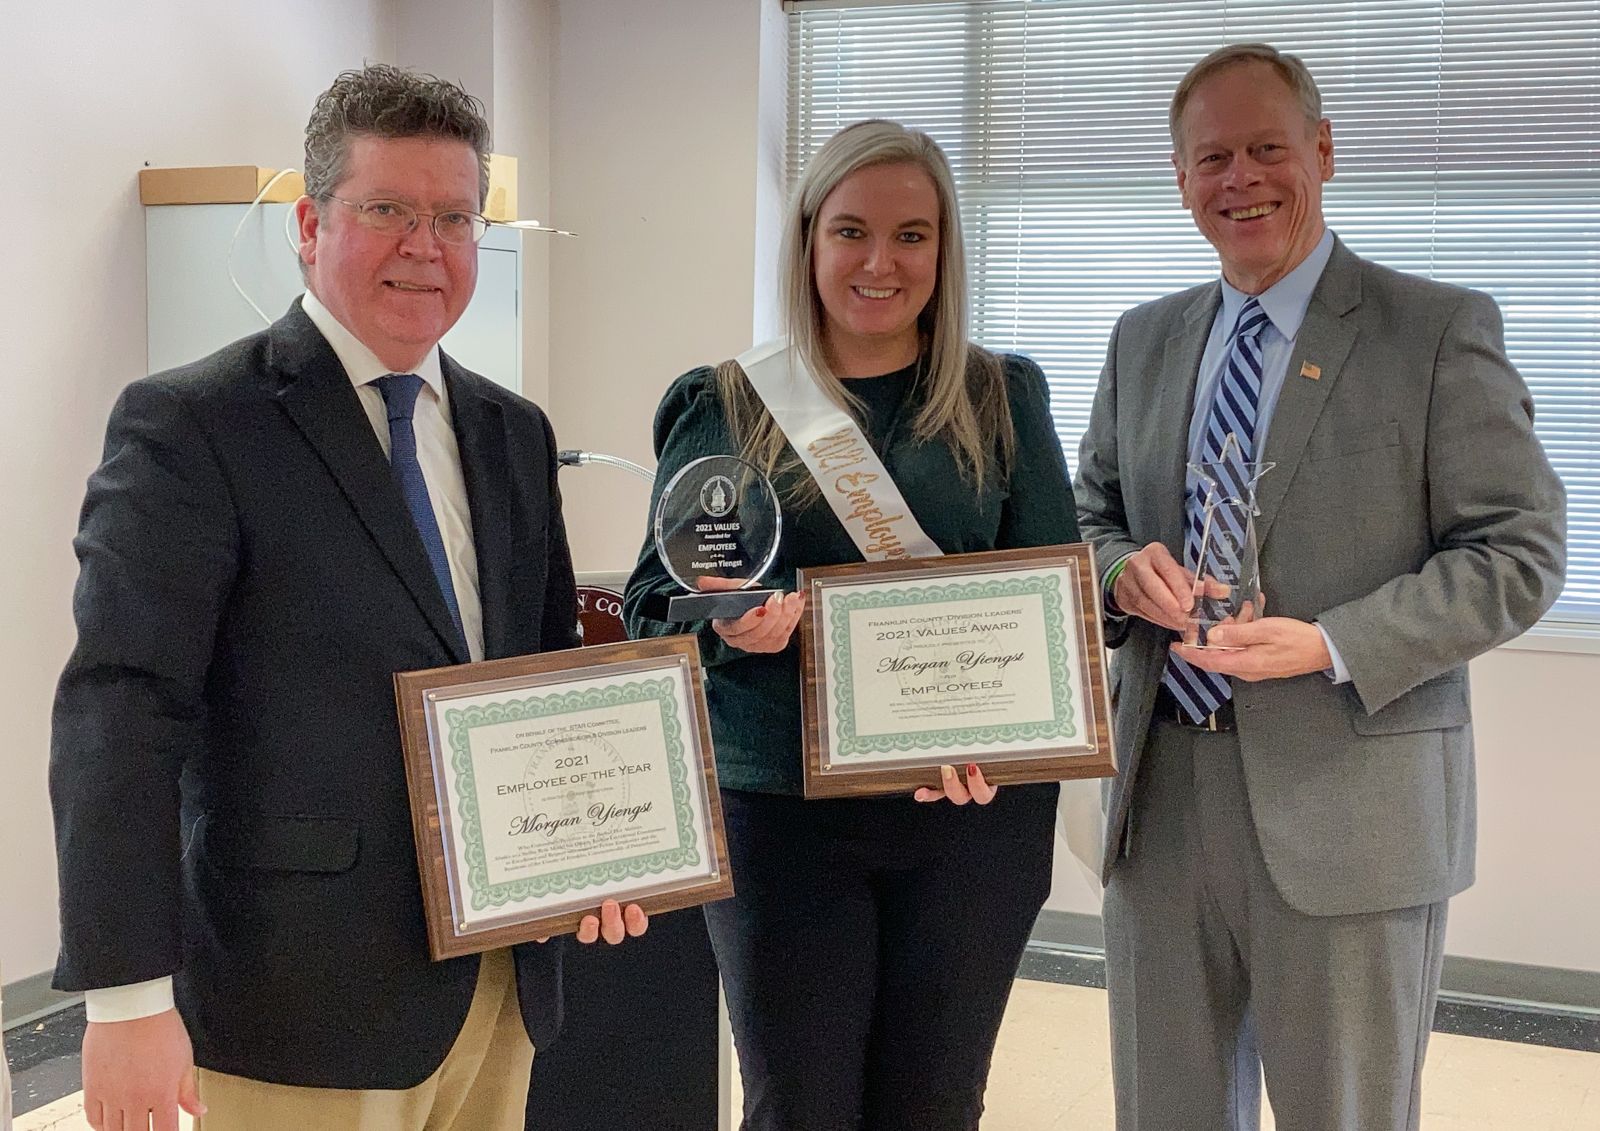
[547,0,785,575]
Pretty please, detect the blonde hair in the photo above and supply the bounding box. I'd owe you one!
[716,119,1014,504]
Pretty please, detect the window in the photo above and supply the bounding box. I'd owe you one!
[787,0,1600,625]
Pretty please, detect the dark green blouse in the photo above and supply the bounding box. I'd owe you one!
[622,353,1080,795]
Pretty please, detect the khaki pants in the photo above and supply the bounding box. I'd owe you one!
[195,948,532,1131]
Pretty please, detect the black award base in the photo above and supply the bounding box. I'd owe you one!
[666,587,777,621]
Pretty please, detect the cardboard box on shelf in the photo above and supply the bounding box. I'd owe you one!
[139,155,518,221]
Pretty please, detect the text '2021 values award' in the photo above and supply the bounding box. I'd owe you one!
[795,545,1117,798]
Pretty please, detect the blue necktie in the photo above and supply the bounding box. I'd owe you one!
[374,374,466,649]
[1162,298,1272,723]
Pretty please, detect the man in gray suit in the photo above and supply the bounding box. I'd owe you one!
[1075,43,1565,1130]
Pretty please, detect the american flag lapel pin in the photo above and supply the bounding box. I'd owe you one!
[1300,360,1322,380]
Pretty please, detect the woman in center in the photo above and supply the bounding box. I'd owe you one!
[623,119,1080,1130]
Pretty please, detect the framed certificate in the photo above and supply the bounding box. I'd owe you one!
[797,545,1116,798]
[394,636,732,959]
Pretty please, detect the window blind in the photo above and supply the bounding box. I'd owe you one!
[787,0,1600,625]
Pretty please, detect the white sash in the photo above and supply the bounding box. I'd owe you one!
[740,337,1105,884]
[735,337,941,561]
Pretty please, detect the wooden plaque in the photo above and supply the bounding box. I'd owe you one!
[798,544,1116,799]
[395,636,732,959]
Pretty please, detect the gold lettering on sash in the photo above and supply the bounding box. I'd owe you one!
[806,427,913,560]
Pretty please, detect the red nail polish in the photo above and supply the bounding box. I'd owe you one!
[755,607,767,617]
[967,763,979,776]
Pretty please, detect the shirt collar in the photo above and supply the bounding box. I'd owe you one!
[299,290,446,399]
[1217,227,1336,341]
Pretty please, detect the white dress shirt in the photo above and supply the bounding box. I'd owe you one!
[85,293,484,1023]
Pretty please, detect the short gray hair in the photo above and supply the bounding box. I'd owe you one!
[1170,43,1323,153]
[303,64,491,206]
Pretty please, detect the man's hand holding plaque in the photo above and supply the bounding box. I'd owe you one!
[395,637,732,959]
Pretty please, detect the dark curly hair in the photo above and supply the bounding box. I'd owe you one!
[303,63,491,206]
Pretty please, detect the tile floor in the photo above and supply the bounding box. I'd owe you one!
[15,978,1600,1129]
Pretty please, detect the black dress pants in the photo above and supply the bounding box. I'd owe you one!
[704,782,1058,1131]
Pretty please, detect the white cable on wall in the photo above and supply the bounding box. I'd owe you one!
[226,168,300,326]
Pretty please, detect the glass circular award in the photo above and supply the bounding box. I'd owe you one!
[653,454,783,621]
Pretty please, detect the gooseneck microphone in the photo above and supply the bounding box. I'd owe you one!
[556,449,655,483]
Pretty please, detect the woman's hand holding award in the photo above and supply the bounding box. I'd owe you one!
[797,545,1117,798]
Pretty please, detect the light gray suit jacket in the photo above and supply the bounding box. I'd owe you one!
[1075,238,1566,917]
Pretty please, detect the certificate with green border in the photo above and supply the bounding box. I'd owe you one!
[798,545,1116,798]
[395,636,732,959]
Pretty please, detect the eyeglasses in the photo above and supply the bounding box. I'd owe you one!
[323,196,491,245]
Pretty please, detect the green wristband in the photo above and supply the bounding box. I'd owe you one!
[1102,556,1131,610]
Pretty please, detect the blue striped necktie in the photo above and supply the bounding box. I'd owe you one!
[374,374,466,648]
[1162,298,1272,724]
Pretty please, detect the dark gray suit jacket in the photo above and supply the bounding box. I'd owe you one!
[1076,239,1565,917]
[51,301,580,1088]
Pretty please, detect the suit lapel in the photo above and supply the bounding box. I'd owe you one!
[446,358,512,661]
[1153,285,1221,554]
[267,304,470,663]
[1255,242,1362,551]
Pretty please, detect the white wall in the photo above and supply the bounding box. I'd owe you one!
[393,3,495,120]
[548,0,784,574]
[491,0,556,408]
[1449,644,1600,971]
[395,0,557,406]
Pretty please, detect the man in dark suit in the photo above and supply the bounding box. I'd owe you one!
[1075,44,1565,1130]
[51,64,644,1131]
